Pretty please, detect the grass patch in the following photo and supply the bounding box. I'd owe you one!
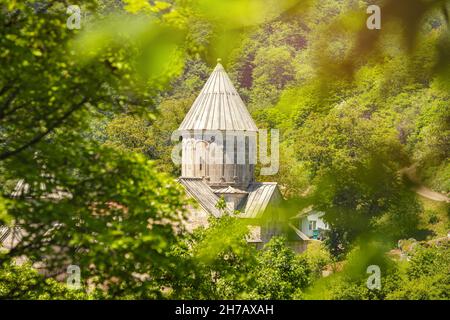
[417,195,449,239]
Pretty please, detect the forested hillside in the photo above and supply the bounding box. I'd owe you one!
[103,0,449,249]
[0,0,448,300]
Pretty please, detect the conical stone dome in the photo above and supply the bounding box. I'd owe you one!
[179,61,257,187]
[178,62,258,132]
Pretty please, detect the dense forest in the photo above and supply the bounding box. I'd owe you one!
[0,0,449,299]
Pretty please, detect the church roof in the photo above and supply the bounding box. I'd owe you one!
[178,178,228,218]
[238,182,279,219]
[178,62,258,132]
[214,186,248,194]
[178,178,279,219]
[0,225,24,249]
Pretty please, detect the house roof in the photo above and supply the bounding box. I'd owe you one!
[288,223,311,241]
[291,205,325,220]
[178,62,258,132]
[238,182,279,219]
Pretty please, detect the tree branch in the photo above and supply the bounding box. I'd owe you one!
[0,103,26,120]
[0,91,19,120]
[0,97,89,161]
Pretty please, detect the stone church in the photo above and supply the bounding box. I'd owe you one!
[177,60,312,252]
[1,61,327,254]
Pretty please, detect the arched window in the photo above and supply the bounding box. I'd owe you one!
[183,139,194,177]
[195,140,208,177]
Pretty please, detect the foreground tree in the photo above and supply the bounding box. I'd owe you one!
[0,0,191,298]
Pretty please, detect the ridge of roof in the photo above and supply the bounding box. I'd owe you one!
[178,63,258,132]
[213,186,248,194]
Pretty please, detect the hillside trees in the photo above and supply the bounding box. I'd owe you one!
[294,105,421,255]
[2,130,189,298]
[103,58,209,175]
[0,0,448,300]
[387,242,450,300]
[249,46,296,109]
[230,0,449,258]
[306,241,450,300]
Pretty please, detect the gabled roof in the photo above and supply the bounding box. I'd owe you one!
[238,182,279,219]
[178,180,308,242]
[291,206,325,220]
[178,62,258,132]
[0,225,24,249]
[288,224,311,241]
[178,179,279,219]
[178,178,228,218]
[214,186,248,194]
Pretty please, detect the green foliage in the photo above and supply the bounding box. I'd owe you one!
[418,196,449,238]
[306,240,450,300]
[306,241,401,300]
[249,237,312,299]
[215,196,227,212]
[105,115,153,155]
[407,242,450,280]
[293,105,421,252]
[410,89,450,192]
[250,46,295,108]
[1,0,448,300]
[167,220,317,300]
[3,134,188,298]
[166,215,257,299]
[101,58,208,176]
[103,95,195,175]
[0,263,88,299]
[0,0,194,298]
[387,242,450,300]
[302,241,332,278]
[386,272,449,300]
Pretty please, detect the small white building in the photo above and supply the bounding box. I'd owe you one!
[292,206,329,241]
